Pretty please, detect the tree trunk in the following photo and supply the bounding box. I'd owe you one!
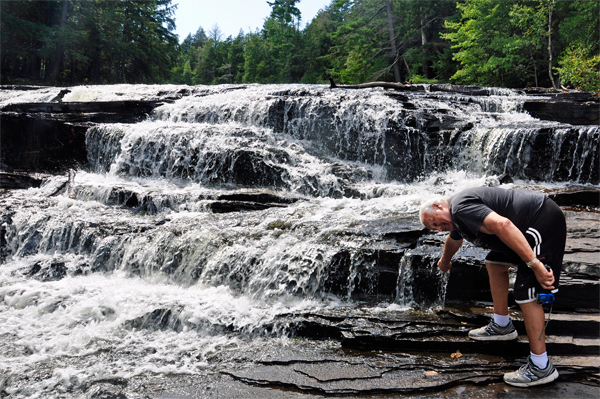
[385,0,401,82]
[420,6,430,78]
[403,57,412,80]
[530,52,539,88]
[547,0,557,89]
[45,0,69,84]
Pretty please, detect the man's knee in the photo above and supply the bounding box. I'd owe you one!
[486,261,511,274]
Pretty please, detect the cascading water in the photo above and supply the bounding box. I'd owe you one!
[0,83,598,397]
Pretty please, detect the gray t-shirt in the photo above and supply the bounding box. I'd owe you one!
[448,187,545,252]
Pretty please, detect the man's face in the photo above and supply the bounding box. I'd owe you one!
[423,203,454,232]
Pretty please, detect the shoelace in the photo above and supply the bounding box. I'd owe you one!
[519,363,538,381]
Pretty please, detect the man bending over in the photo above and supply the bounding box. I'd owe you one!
[419,186,566,387]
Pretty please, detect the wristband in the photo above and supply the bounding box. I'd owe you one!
[525,257,539,269]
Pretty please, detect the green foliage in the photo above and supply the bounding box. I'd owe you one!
[558,0,599,52]
[556,46,600,92]
[1,0,178,85]
[555,0,599,91]
[3,0,597,90]
[410,75,440,84]
[243,32,272,83]
[444,0,599,89]
[443,0,526,87]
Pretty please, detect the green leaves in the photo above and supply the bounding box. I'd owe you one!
[444,0,599,89]
[1,0,179,85]
[556,46,600,91]
[3,0,597,89]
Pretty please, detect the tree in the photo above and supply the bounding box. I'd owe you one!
[243,32,272,83]
[301,3,347,83]
[1,0,57,83]
[444,0,520,86]
[443,0,597,89]
[263,0,304,82]
[555,0,600,91]
[228,31,247,83]
[1,0,179,85]
[385,0,401,81]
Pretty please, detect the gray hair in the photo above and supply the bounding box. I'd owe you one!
[418,197,447,225]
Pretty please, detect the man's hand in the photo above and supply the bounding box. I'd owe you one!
[438,235,462,273]
[437,258,452,273]
[532,262,555,290]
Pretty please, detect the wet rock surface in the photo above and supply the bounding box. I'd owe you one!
[523,100,599,126]
[0,172,43,189]
[550,190,600,208]
[521,89,600,126]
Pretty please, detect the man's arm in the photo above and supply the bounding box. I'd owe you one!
[479,211,555,289]
[438,235,463,272]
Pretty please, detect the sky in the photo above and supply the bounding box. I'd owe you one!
[172,0,331,41]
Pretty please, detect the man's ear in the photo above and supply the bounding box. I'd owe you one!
[432,202,442,210]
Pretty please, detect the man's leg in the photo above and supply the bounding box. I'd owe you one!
[486,261,510,316]
[504,299,558,387]
[503,198,564,387]
[468,260,517,341]
[519,300,547,355]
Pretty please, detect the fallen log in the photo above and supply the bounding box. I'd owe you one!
[329,77,424,91]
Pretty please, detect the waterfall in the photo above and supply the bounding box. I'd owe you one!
[80,85,599,185]
[0,83,597,397]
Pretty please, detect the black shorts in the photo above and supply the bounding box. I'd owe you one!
[485,198,566,304]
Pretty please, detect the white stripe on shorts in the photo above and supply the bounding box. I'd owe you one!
[526,227,542,256]
[516,286,538,304]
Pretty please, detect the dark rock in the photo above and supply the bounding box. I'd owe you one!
[0,172,43,189]
[49,89,71,102]
[88,388,127,399]
[221,329,599,395]
[1,100,165,121]
[0,85,47,91]
[124,308,183,332]
[498,174,513,184]
[293,362,393,382]
[485,174,513,187]
[216,192,299,205]
[446,261,493,304]
[0,213,13,263]
[383,92,409,102]
[522,128,599,184]
[207,200,288,213]
[322,250,352,297]
[523,100,599,125]
[522,88,600,102]
[27,261,67,282]
[1,113,88,172]
[281,306,599,356]
[288,319,344,340]
[430,84,493,96]
[266,98,286,132]
[160,252,182,274]
[550,190,600,208]
[320,248,406,300]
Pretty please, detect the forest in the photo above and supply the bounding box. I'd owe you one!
[1,0,599,91]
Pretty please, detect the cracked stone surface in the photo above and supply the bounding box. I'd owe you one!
[218,343,598,396]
